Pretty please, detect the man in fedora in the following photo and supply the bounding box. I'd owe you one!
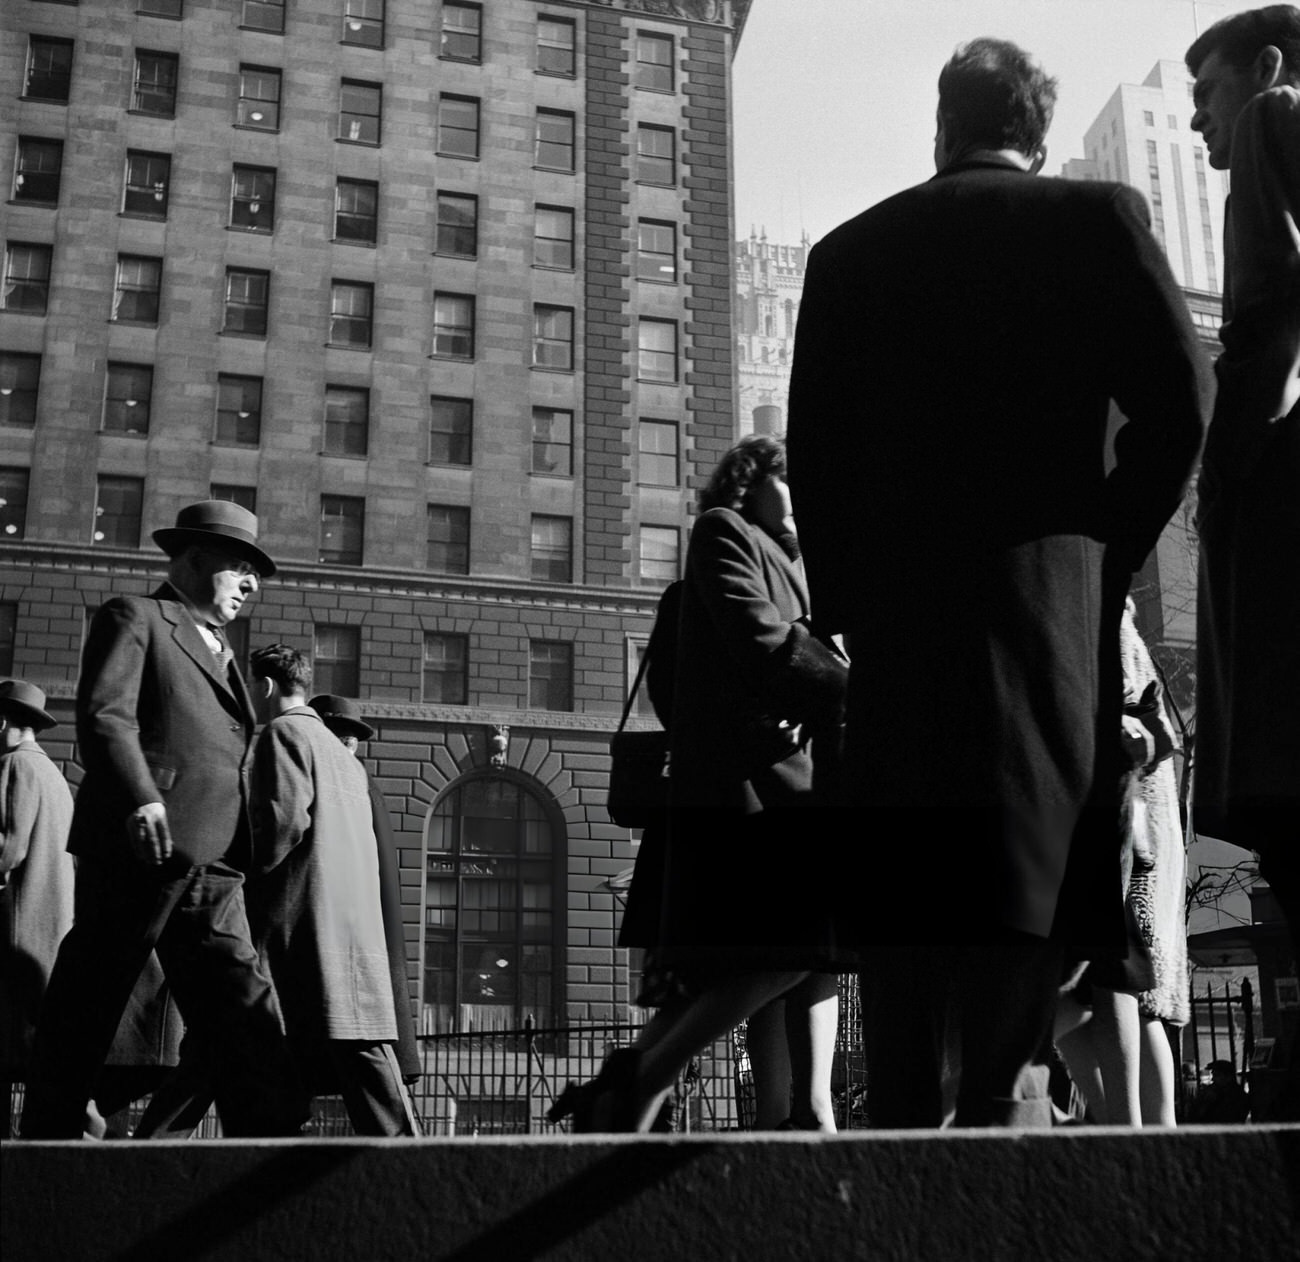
[1,680,74,1136]
[310,694,422,1088]
[21,502,309,1138]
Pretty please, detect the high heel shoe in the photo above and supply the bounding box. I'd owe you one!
[547,1048,642,1133]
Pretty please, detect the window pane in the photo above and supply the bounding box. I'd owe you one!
[93,475,143,547]
[335,178,378,243]
[438,95,480,158]
[530,515,571,583]
[3,244,52,314]
[123,151,171,216]
[224,269,269,335]
[640,525,679,582]
[238,65,280,128]
[324,386,369,455]
[0,468,31,540]
[537,16,575,75]
[535,110,574,170]
[429,396,472,464]
[528,641,572,710]
[638,419,679,486]
[343,0,384,47]
[230,166,275,231]
[532,305,573,370]
[635,32,673,91]
[436,193,478,257]
[0,354,41,429]
[533,206,573,269]
[103,363,153,435]
[441,2,482,61]
[112,255,162,324]
[531,408,572,476]
[637,220,677,282]
[211,483,256,513]
[313,624,360,695]
[320,495,365,564]
[329,282,373,347]
[432,294,474,359]
[133,52,178,116]
[242,1,285,34]
[14,138,63,204]
[0,603,15,673]
[638,319,677,382]
[216,374,262,445]
[636,125,675,184]
[26,38,73,102]
[426,505,470,575]
[423,632,467,703]
[340,81,381,144]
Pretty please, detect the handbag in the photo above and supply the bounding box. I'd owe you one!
[607,640,670,829]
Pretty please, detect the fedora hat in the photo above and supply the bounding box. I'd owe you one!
[153,500,276,578]
[308,694,374,740]
[0,679,58,731]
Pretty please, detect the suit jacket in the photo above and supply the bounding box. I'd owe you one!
[787,158,1212,947]
[69,583,257,867]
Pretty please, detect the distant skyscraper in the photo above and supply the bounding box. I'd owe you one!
[734,229,808,435]
[1061,59,1228,294]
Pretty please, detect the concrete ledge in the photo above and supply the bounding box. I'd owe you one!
[4,1127,1299,1261]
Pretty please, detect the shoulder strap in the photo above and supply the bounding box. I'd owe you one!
[617,640,652,733]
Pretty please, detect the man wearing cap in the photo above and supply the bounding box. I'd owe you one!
[309,694,422,1088]
[0,680,73,1136]
[20,501,308,1139]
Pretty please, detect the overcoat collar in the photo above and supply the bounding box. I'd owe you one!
[152,582,254,724]
[932,153,1032,181]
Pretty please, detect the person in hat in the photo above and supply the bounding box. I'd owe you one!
[309,694,422,1088]
[1,680,74,1135]
[20,502,309,1139]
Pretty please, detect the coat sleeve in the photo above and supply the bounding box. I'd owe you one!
[76,598,166,811]
[0,754,37,876]
[249,722,314,875]
[688,511,847,729]
[1099,186,1214,570]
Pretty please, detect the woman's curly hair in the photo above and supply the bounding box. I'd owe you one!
[699,434,787,512]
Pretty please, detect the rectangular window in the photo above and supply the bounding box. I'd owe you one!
[103,362,153,436]
[423,633,467,704]
[210,483,256,513]
[533,205,573,269]
[123,150,170,217]
[638,318,678,382]
[636,124,675,185]
[0,353,41,429]
[230,165,275,231]
[438,95,480,159]
[335,178,378,244]
[639,524,679,583]
[426,504,470,574]
[532,305,574,371]
[112,255,162,324]
[132,51,178,116]
[0,604,15,674]
[1143,110,1155,126]
[629,639,654,717]
[531,407,572,476]
[638,419,679,486]
[139,0,184,17]
[0,468,30,540]
[432,293,475,359]
[537,15,575,75]
[428,396,472,465]
[530,515,572,583]
[93,475,144,547]
[215,375,262,445]
[441,2,482,61]
[2,244,53,314]
[637,219,677,282]
[435,192,478,257]
[329,281,373,348]
[237,65,280,129]
[535,109,575,171]
[223,268,269,335]
[313,625,361,696]
[241,0,284,33]
[340,80,381,144]
[343,0,384,47]
[635,31,673,91]
[529,641,572,711]
[319,495,365,565]
[324,385,369,456]
[25,37,73,102]
[14,138,63,204]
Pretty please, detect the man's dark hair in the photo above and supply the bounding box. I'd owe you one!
[250,642,312,694]
[937,38,1058,157]
[700,434,787,512]
[1185,5,1300,80]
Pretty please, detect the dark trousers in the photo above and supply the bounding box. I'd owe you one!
[862,935,1063,1128]
[20,855,308,1139]
[1252,805,1300,1122]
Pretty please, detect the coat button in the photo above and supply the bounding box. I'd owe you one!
[231,722,241,731]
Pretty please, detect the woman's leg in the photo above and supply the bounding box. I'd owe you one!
[1138,1016,1178,1126]
[744,998,792,1129]
[784,974,839,1131]
[1087,987,1142,1125]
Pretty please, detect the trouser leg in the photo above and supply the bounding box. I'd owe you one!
[328,1041,420,1137]
[861,948,947,1129]
[155,860,309,1138]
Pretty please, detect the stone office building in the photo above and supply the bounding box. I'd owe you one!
[0,0,752,1039]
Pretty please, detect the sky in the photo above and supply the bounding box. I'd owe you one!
[731,0,1265,245]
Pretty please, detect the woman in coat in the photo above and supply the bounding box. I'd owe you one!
[574,436,849,1132]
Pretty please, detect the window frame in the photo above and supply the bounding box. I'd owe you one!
[0,467,31,541]
[432,292,475,360]
[422,631,469,704]
[435,191,478,258]
[426,504,471,576]
[230,164,276,232]
[532,205,574,270]
[634,31,674,92]
[111,254,163,325]
[339,79,382,145]
[210,483,257,513]
[24,37,74,103]
[531,407,573,477]
[102,362,154,437]
[438,94,481,160]
[636,124,676,185]
[93,474,145,548]
[215,373,263,446]
[637,317,678,383]
[223,267,270,336]
[0,353,42,429]
[639,524,680,584]
[637,219,677,283]
[534,108,575,172]
[2,243,53,315]
[237,64,281,130]
[637,418,679,487]
[428,395,473,466]
[335,177,379,245]
[131,50,179,117]
[313,624,361,695]
[122,150,171,218]
[528,640,573,711]
[537,15,576,76]
[531,304,574,372]
[328,280,374,349]
[323,384,370,457]
[13,137,64,205]
[440,2,483,63]
[529,514,572,584]
[342,0,385,48]
[240,0,285,34]
[319,495,366,566]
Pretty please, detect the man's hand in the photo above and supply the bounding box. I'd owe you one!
[127,802,173,865]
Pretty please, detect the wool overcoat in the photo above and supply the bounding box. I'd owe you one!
[247,708,396,1045]
[788,158,1212,953]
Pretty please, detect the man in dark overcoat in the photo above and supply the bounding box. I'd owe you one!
[787,38,1213,1127]
[20,502,308,1138]
[1186,5,1300,1118]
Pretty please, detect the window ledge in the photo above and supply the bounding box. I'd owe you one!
[209,440,262,450]
[424,460,474,470]
[324,342,373,352]
[227,225,274,235]
[219,330,268,340]
[99,429,149,439]
[108,319,160,328]
[436,151,480,162]
[7,199,58,210]
[427,354,474,363]
[0,309,48,318]
[634,179,676,190]
[318,451,369,460]
[238,25,285,36]
[535,70,577,81]
[334,238,377,249]
[530,365,574,375]
[438,55,482,66]
[336,138,381,149]
[637,277,679,286]
[533,165,575,176]
[19,96,70,106]
[126,109,177,120]
[118,211,167,222]
[233,124,280,134]
[434,251,478,261]
[532,263,575,274]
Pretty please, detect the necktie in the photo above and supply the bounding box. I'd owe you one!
[208,625,234,675]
